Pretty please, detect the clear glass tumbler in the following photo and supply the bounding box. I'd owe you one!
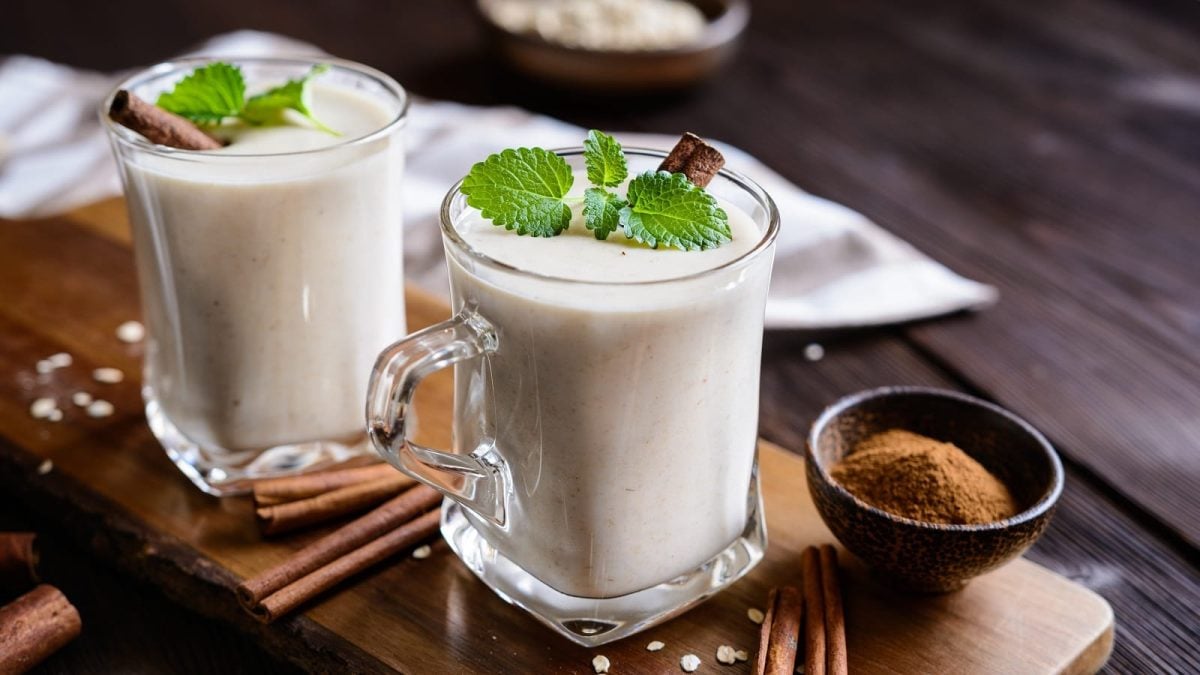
[102,58,408,495]
[368,149,779,646]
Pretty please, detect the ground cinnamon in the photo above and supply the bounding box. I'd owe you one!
[831,429,1017,524]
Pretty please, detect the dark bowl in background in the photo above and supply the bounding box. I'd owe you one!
[477,0,749,93]
[806,386,1064,592]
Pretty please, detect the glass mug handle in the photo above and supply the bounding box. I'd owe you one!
[366,308,509,526]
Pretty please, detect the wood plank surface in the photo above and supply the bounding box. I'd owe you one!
[0,207,1113,673]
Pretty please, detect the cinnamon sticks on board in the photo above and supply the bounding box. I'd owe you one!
[256,472,417,536]
[0,585,81,674]
[238,483,443,623]
[108,90,222,151]
[0,533,38,597]
[754,544,848,675]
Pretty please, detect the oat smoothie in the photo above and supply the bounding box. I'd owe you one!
[112,63,406,488]
[447,172,770,598]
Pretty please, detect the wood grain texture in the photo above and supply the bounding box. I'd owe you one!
[0,209,1114,673]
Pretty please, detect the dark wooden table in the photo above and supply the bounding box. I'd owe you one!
[5,0,1199,672]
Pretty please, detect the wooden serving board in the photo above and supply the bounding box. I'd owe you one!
[0,201,1113,674]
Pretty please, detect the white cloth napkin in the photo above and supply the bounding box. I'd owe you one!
[0,31,996,330]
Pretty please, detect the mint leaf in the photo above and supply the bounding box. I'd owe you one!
[242,64,338,135]
[156,62,246,125]
[583,129,627,188]
[619,171,731,251]
[583,188,625,240]
[461,147,574,237]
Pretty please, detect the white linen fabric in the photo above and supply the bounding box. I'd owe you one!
[0,31,996,330]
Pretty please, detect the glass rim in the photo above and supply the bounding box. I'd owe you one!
[439,147,781,288]
[99,56,409,159]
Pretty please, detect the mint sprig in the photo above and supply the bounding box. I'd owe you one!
[461,147,574,237]
[462,130,730,251]
[584,130,627,188]
[156,62,338,134]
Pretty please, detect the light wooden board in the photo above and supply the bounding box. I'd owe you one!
[0,201,1113,673]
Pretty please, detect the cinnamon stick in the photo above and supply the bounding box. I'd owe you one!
[257,472,417,536]
[248,508,441,623]
[754,585,803,675]
[108,90,222,151]
[237,484,441,608]
[0,585,81,673]
[253,463,398,506]
[0,533,38,597]
[802,546,827,675]
[820,544,848,675]
[658,132,725,187]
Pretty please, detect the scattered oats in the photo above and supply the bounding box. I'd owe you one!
[804,343,825,362]
[30,398,57,419]
[734,649,748,662]
[748,607,765,624]
[647,640,665,651]
[37,459,53,475]
[93,367,125,384]
[35,360,54,374]
[680,654,701,672]
[592,655,610,673]
[48,352,73,368]
[86,400,114,418]
[47,409,64,422]
[116,320,145,343]
[411,545,432,559]
[72,392,93,407]
[717,645,737,665]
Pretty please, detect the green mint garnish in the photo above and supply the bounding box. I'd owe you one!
[242,65,338,135]
[461,147,574,237]
[620,171,731,251]
[460,130,730,250]
[156,61,338,134]
[583,187,625,240]
[155,62,245,125]
[583,129,627,188]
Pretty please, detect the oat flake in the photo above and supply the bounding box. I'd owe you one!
[30,398,56,419]
[116,320,145,343]
[717,645,737,665]
[35,360,54,374]
[647,640,665,651]
[412,545,432,559]
[36,459,53,475]
[592,654,610,673]
[93,367,125,384]
[48,352,72,368]
[734,649,748,662]
[680,654,701,672]
[748,607,765,624]
[72,392,93,407]
[87,400,114,418]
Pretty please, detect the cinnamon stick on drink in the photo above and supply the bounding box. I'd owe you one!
[754,585,804,675]
[256,472,417,536]
[658,132,725,187]
[0,533,38,597]
[238,484,442,621]
[0,585,81,673]
[253,462,398,506]
[108,90,222,151]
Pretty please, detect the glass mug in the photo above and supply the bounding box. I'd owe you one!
[368,149,779,645]
[103,58,408,495]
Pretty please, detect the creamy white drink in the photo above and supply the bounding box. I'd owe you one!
[448,173,769,597]
[115,67,406,487]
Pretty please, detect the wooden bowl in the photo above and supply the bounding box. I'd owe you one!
[805,386,1063,592]
[477,0,749,92]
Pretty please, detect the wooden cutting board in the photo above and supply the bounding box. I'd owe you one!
[0,200,1113,674]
